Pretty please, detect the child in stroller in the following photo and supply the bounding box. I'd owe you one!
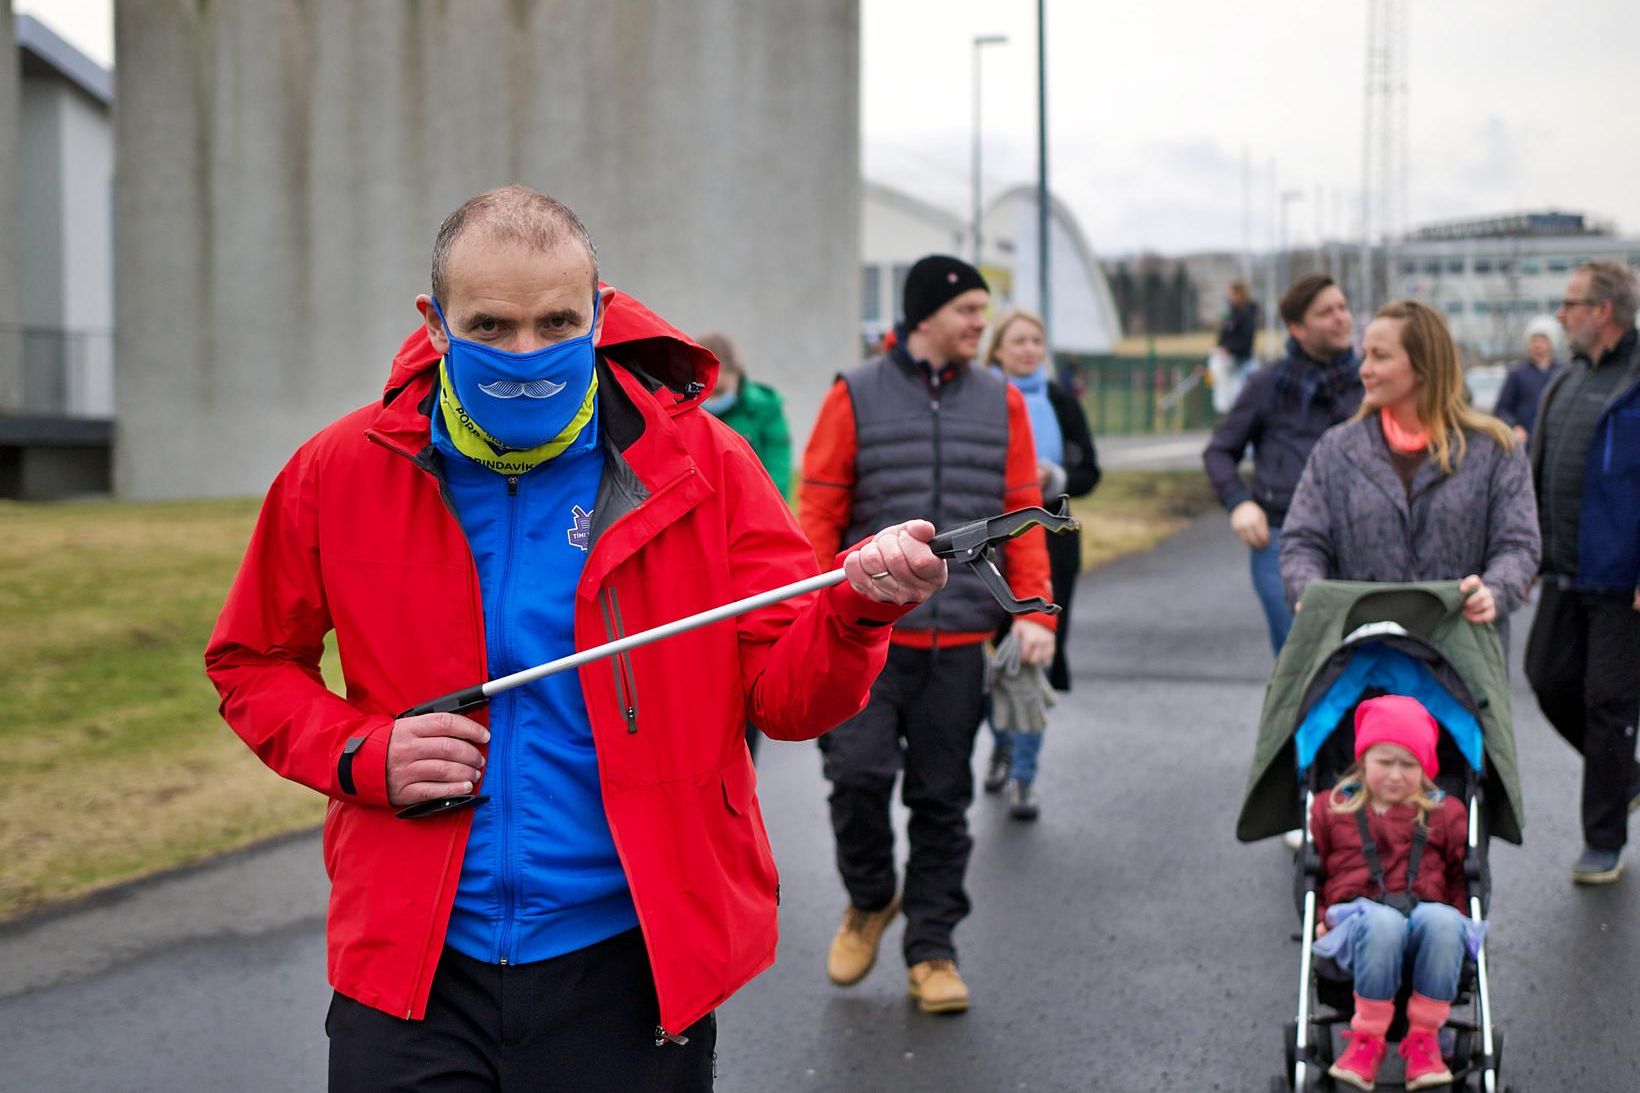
[1311,696,1478,1091]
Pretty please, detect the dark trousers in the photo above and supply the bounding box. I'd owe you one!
[327,930,715,1092]
[1046,530,1082,692]
[817,642,987,965]
[1525,584,1640,850]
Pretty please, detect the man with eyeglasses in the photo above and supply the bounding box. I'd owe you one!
[1525,259,1640,886]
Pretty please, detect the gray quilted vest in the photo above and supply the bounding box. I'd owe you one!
[841,353,1010,634]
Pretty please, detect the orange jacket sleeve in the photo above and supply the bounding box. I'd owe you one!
[798,379,857,569]
[1001,385,1058,632]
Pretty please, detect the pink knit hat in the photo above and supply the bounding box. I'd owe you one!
[1353,695,1440,779]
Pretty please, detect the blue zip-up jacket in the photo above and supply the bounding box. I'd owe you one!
[1531,330,1640,592]
[431,402,640,966]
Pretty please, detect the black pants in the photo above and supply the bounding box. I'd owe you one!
[327,930,716,1092]
[1046,530,1083,692]
[1525,584,1640,850]
[817,642,987,965]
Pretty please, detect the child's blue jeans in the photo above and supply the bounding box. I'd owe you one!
[987,721,1045,784]
[1348,900,1468,1002]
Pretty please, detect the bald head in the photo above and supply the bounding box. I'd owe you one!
[430,185,599,303]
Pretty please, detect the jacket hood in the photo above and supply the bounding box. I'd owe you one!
[381,284,720,411]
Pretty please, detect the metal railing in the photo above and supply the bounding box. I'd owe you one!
[0,324,116,418]
[1059,352,1217,436]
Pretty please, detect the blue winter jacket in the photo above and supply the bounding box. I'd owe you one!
[1531,337,1640,592]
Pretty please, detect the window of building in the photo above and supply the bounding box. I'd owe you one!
[1629,255,1640,268]
[1423,259,1441,275]
[1520,260,1541,275]
[1446,259,1465,274]
[1473,300,1491,314]
[1445,300,1466,315]
[1474,259,1493,274]
[861,265,882,323]
[1547,257,1570,273]
[1498,260,1514,274]
[1399,261,1416,276]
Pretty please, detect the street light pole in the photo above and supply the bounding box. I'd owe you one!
[1278,189,1304,302]
[1036,0,1050,338]
[971,34,1008,267]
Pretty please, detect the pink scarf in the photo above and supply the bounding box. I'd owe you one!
[1379,407,1428,453]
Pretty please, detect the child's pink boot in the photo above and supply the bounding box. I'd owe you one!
[1329,995,1393,1091]
[1401,992,1455,1090]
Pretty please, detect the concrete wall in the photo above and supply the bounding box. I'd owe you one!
[115,0,859,499]
[0,2,21,410]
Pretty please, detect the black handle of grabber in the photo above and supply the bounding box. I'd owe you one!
[928,497,1081,616]
[393,684,492,820]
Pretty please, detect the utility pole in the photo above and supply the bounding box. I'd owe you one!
[1359,0,1409,313]
[1036,0,1051,338]
[970,34,1008,266]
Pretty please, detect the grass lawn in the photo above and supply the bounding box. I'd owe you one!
[0,469,1216,921]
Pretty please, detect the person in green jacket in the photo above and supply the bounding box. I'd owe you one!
[696,331,793,500]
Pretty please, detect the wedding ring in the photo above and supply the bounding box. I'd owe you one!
[868,571,892,580]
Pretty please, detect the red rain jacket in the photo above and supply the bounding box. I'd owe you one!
[205,289,911,1034]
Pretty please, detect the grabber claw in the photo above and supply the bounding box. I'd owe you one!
[928,497,1081,616]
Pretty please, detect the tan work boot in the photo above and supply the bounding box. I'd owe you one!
[826,894,901,986]
[907,958,970,1014]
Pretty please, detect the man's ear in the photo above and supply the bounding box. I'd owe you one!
[592,284,616,342]
[417,294,450,355]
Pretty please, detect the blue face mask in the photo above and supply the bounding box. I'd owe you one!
[702,389,737,416]
[431,295,600,450]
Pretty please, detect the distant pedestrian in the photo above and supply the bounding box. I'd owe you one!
[1203,274,1362,655]
[1524,259,1640,886]
[1493,316,1565,444]
[696,330,793,500]
[979,308,1102,818]
[800,254,1056,1014]
[1208,280,1261,413]
[1280,299,1539,650]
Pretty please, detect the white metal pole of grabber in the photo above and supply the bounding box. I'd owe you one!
[392,566,852,818]
[393,501,1080,819]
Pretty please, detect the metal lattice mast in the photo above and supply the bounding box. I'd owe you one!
[1358,0,1408,313]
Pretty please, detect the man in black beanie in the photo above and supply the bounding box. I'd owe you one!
[798,254,1057,1013]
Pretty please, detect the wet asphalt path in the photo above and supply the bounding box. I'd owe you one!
[2,515,1635,1092]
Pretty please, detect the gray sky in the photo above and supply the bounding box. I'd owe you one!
[20,0,1640,256]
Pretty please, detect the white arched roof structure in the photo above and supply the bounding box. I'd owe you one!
[980,185,1122,354]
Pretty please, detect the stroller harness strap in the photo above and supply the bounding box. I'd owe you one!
[1354,809,1428,915]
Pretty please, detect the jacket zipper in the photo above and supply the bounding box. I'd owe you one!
[928,371,943,647]
[496,474,522,964]
[365,430,490,1010]
[601,588,640,733]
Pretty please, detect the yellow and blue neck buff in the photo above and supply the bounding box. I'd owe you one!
[431,296,600,475]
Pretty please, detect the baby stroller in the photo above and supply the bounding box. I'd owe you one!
[1237,581,1524,1093]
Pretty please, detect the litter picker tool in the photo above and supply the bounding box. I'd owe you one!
[394,499,1080,819]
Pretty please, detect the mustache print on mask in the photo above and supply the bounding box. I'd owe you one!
[478,378,568,400]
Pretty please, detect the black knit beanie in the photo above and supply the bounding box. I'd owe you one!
[901,255,989,330]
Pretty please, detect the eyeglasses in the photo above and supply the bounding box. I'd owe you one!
[1559,298,1601,311]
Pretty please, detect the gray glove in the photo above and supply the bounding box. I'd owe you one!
[986,631,1055,735]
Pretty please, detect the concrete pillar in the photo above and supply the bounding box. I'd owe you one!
[115,0,859,499]
[0,0,22,410]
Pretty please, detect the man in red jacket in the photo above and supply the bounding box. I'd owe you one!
[206,185,947,1092]
[800,254,1056,1014]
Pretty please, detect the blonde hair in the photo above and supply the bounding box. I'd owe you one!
[982,309,1047,370]
[1352,299,1515,474]
[1327,759,1442,829]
